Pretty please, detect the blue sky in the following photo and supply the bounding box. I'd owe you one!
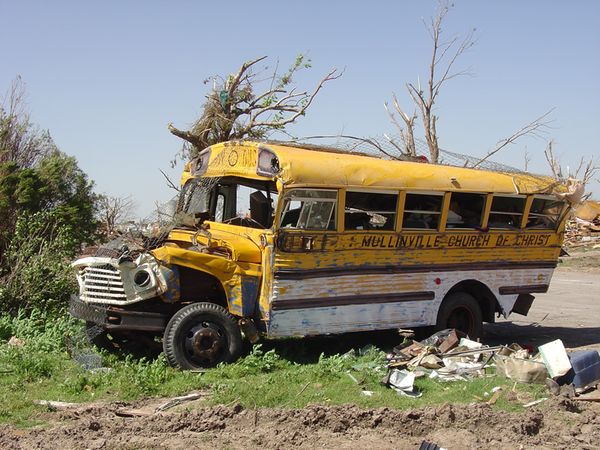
[1,0,599,216]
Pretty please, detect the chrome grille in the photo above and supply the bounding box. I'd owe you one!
[79,264,127,302]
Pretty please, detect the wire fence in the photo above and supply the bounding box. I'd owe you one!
[295,135,524,174]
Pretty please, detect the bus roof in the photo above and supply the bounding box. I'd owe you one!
[198,140,565,195]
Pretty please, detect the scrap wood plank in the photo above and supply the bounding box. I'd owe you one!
[487,390,502,405]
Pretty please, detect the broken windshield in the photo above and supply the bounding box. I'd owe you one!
[178,177,278,229]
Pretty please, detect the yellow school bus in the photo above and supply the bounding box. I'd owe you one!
[70,140,571,369]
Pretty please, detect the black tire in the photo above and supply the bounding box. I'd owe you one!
[436,292,483,339]
[163,302,243,369]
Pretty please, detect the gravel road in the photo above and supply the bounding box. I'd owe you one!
[485,268,600,351]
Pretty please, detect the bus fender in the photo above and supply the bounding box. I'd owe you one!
[444,279,500,323]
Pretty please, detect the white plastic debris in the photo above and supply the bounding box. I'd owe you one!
[538,339,572,378]
[458,338,483,349]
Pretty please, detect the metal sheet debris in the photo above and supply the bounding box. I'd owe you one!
[381,328,600,402]
[388,369,422,398]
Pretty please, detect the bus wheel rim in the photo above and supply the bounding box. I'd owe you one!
[184,322,225,366]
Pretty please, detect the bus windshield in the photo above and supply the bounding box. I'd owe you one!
[178,177,278,229]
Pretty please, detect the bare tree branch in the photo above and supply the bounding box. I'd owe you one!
[167,123,204,149]
[544,139,599,187]
[97,195,137,238]
[226,56,268,100]
[471,109,554,168]
[240,68,342,133]
[385,1,475,164]
[160,169,180,192]
[0,76,56,168]
[523,147,531,172]
[543,140,562,179]
[384,92,417,156]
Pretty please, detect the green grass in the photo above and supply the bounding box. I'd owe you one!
[0,312,548,427]
[0,311,201,426]
[201,345,547,410]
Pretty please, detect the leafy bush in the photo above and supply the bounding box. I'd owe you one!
[0,308,79,351]
[0,211,80,314]
[1,80,99,315]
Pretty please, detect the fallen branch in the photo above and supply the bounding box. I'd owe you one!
[34,400,82,410]
[155,392,206,412]
[523,398,548,408]
[574,396,600,402]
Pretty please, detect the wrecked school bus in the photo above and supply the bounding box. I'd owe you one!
[70,141,572,369]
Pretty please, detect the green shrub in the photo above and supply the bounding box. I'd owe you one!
[0,310,80,381]
[0,211,80,314]
[0,307,79,349]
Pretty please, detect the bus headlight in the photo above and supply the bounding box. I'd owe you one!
[133,269,152,287]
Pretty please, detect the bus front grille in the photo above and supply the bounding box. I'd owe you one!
[79,264,127,302]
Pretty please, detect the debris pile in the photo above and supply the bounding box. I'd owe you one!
[382,330,600,402]
[565,200,600,248]
[565,218,600,248]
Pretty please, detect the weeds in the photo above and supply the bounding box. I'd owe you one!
[0,311,548,427]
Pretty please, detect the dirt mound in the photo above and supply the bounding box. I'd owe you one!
[1,397,598,449]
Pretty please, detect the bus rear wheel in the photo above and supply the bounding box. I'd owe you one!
[436,292,483,339]
[163,302,243,370]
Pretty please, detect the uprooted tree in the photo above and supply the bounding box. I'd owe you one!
[384,1,552,166]
[167,55,341,160]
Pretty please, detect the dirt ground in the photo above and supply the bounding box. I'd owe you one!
[1,395,599,450]
[2,267,599,449]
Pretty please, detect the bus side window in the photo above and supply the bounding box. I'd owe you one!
[526,197,565,229]
[345,192,397,231]
[403,193,443,229]
[489,196,525,229]
[446,192,486,229]
[215,194,225,222]
[280,189,337,230]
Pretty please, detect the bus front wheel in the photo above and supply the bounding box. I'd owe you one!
[163,302,243,370]
[436,292,483,339]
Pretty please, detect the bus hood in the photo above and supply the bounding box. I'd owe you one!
[166,225,263,264]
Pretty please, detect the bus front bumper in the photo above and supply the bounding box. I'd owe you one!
[69,295,169,333]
